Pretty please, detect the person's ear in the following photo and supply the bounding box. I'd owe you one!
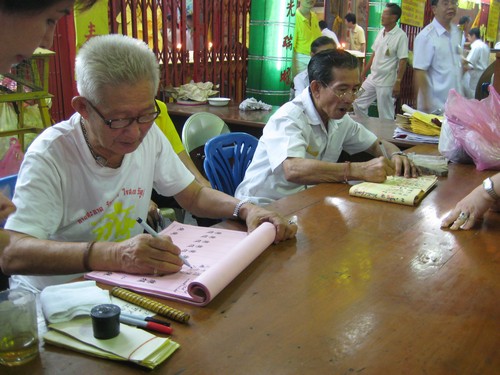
[72,96,90,119]
[309,80,322,98]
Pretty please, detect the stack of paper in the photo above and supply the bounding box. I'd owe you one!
[394,106,443,143]
[393,127,439,144]
[44,318,179,369]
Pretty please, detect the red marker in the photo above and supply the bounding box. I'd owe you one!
[120,315,173,335]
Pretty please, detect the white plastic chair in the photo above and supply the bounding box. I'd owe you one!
[181,112,230,175]
[182,112,230,153]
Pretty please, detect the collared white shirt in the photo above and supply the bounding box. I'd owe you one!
[235,89,377,205]
[466,39,490,72]
[413,18,463,112]
[368,26,408,86]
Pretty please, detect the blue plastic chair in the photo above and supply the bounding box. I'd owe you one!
[0,174,17,200]
[203,132,258,196]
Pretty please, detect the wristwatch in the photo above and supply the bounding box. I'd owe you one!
[482,177,499,201]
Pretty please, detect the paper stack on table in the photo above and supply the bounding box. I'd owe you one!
[394,105,443,144]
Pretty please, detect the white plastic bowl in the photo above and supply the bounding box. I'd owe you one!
[208,97,231,106]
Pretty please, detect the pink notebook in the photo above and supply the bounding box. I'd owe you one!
[85,221,276,306]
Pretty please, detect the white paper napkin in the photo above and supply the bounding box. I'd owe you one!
[40,280,110,323]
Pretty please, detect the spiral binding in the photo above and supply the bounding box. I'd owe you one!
[111,287,190,323]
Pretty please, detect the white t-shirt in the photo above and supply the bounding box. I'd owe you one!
[5,113,194,292]
[413,19,463,113]
[235,90,377,205]
[367,26,408,86]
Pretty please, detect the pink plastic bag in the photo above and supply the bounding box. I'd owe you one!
[0,137,24,178]
[442,87,500,171]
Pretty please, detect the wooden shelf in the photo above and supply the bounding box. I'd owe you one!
[0,48,55,149]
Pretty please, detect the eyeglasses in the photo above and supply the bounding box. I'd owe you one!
[87,100,161,129]
[439,0,458,7]
[321,82,363,100]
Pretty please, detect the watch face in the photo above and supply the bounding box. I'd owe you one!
[483,177,498,200]
[483,178,492,190]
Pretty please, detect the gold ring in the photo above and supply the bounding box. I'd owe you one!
[153,268,158,276]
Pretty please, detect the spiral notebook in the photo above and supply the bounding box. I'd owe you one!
[86,221,276,306]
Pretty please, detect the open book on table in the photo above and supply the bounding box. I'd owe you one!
[348,175,438,206]
[86,221,276,306]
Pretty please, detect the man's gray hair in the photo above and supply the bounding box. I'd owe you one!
[75,34,160,104]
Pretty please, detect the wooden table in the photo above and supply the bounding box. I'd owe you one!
[166,102,420,148]
[6,146,499,375]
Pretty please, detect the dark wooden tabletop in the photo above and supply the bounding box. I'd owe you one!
[7,144,499,374]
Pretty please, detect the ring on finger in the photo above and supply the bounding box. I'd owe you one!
[153,268,158,276]
[458,212,469,221]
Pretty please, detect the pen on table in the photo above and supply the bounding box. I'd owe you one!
[119,315,173,335]
[379,141,390,160]
[136,217,193,269]
[121,312,171,327]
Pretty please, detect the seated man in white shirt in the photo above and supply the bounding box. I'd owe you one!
[1,35,297,293]
[293,36,337,98]
[235,49,419,206]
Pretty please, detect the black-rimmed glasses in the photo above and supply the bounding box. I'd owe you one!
[87,100,161,129]
[321,82,363,100]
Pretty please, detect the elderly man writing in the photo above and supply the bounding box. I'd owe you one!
[235,49,419,205]
[1,35,296,293]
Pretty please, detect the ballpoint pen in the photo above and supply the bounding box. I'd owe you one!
[379,141,390,160]
[136,217,193,268]
[119,315,173,335]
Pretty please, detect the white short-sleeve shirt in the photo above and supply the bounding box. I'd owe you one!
[367,26,408,86]
[235,90,377,205]
[413,19,463,112]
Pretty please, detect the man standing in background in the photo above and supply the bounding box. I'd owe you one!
[413,0,463,114]
[292,0,322,77]
[344,13,366,53]
[462,27,490,98]
[353,3,408,120]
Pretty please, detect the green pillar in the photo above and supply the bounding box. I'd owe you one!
[246,0,298,106]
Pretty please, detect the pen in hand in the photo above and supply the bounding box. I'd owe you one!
[379,141,390,160]
[136,217,193,269]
